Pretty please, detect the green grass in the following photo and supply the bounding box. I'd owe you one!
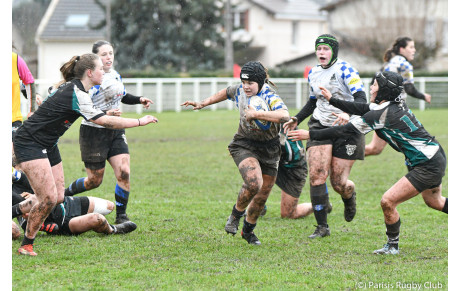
[12,108,448,290]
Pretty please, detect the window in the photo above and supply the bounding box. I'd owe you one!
[292,21,299,47]
[65,14,90,28]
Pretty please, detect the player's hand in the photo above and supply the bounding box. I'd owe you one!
[283,118,298,133]
[286,129,309,141]
[244,105,257,122]
[139,115,158,126]
[319,86,332,101]
[424,93,432,104]
[332,112,349,126]
[181,101,204,110]
[107,109,122,117]
[140,97,154,109]
[36,94,43,106]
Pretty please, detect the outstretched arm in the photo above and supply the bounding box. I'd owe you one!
[320,86,370,116]
[90,115,158,129]
[181,88,227,110]
[287,122,361,142]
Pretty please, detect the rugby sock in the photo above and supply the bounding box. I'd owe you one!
[310,183,329,226]
[65,178,87,196]
[242,218,256,234]
[12,204,23,219]
[231,204,245,219]
[115,184,130,215]
[385,218,401,248]
[12,168,32,190]
[21,235,35,247]
[442,198,448,214]
[342,191,356,205]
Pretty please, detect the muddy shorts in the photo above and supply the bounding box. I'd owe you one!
[406,146,446,192]
[275,159,308,198]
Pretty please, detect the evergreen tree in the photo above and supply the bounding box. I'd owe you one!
[109,0,226,72]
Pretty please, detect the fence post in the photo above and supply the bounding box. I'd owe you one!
[136,80,143,114]
[210,79,217,111]
[296,78,302,109]
[227,80,234,110]
[156,80,163,113]
[175,80,182,112]
[419,78,426,111]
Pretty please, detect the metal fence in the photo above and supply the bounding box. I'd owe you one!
[29,77,447,115]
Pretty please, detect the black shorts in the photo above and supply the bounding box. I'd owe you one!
[228,137,281,177]
[405,146,446,192]
[12,121,22,141]
[306,117,365,160]
[52,196,90,236]
[276,160,308,198]
[13,127,62,167]
[79,125,129,170]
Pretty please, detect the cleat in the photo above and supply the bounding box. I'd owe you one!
[241,231,261,245]
[225,215,241,235]
[373,243,399,255]
[343,192,356,222]
[308,225,330,239]
[18,244,37,256]
[40,222,59,235]
[113,221,137,234]
[115,213,130,224]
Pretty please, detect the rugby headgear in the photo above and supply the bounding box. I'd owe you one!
[315,34,339,67]
[374,71,404,104]
[240,61,267,93]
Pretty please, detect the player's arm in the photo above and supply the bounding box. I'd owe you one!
[181,88,227,110]
[245,108,290,124]
[90,115,158,129]
[287,122,360,142]
[122,93,154,108]
[320,86,370,116]
[403,83,431,103]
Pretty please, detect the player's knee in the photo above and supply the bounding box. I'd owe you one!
[12,222,21,240]
[280,208,295,219]
[89,213,106,226]
[380,196,394,212]
[87,176,103,189]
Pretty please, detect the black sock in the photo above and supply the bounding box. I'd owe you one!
[442,198,448,214]
[386,218,401,248]
[242,218,256,233]
[310,183,329,226]
[231,204,245,219]
[110,224,117,234]
[21,235,35,247]
[12,204,23,219]
[65,178,86,196]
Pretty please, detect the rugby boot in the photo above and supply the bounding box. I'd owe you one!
[18,244,37,256]
[113,221,137,234]
[225,215,241,235]
[241,230,261,245]
[308,224,330,239]
[373,243,399,255]
[115,213,131,224]
[343,192,356,222]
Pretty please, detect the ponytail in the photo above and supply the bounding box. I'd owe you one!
[383,36,413,62]
[55,53,100,87]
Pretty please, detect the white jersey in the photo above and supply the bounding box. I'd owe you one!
[383,55,414,100]
[309,59,365,127]
[81,69,126,128]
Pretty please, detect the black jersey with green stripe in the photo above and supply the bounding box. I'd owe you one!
[309,98,440,167]
[20,79,105,148]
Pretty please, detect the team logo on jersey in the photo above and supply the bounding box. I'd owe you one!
[345,144,357,156]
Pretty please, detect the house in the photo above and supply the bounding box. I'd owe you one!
[35,0,107,83]
[232,0,330,68]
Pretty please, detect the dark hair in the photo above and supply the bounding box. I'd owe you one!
[383,36,413,62]
[56,54,100,87]
[92,40,112,54]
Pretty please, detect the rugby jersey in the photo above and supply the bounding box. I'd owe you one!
[227,83,288,141]
[308,58,365,127]
[384,55,414,100]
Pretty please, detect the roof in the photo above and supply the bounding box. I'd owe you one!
[319,0,353,11]
[37,0,106,41]
[247,0,327,20]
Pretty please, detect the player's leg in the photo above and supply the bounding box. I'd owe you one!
[280,191,313,219]
[330,157,357,222]
[51,162,66,204]
[365,132,387,156]
[64,166,105,196]
[307,144,332,238]
[12,221,21,240]
[87,196,115,215]
[108,153,131,223]
[374,176,419,255]
[18,159,58,256]
[421,185,447,213]
[225,157,263,235]
[242,173,276,245]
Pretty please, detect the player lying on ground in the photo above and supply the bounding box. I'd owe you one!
[287,71,447,255]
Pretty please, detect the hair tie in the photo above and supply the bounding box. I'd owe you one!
[75,56,80,62]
